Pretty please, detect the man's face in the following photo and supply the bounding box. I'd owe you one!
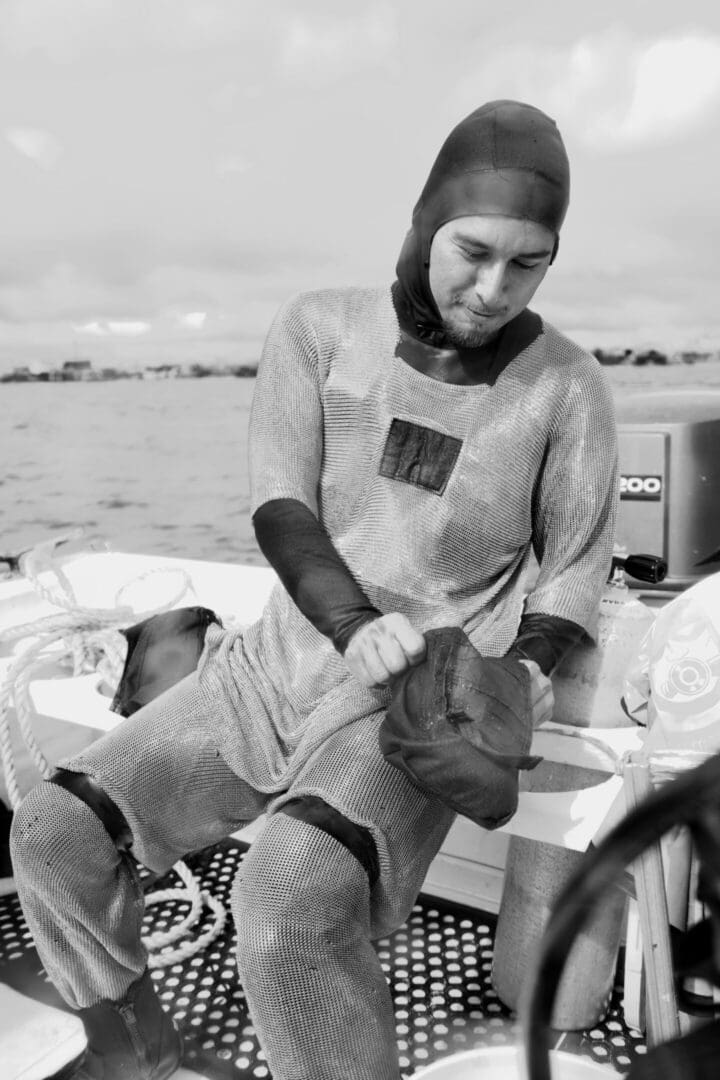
[428,215,555,348]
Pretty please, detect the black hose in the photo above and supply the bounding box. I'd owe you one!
[523,751,720,1080]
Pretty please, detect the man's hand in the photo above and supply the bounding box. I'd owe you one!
[517,658,555,728]
[344,613,426,688]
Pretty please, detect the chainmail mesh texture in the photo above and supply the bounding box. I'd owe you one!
[11,703,453,1022]
[10,781,147,1009]
[271,714,456,940]
[234,812,402,1080]
[10,674,272,1011]
[60,671,272,872]
[236,285,618,793]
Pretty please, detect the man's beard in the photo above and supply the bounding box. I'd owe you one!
[441,319,502,350]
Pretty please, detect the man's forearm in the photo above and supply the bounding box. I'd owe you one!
[252,498,381,653]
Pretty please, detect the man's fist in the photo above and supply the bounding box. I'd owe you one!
[344,613,426,688]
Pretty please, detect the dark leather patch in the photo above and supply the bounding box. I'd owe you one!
[379,419,462,495]
[48,768,133,851]
[110,606,221,718]
[278,795,380,886]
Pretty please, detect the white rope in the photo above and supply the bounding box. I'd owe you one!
[0,545,228,967]
[536,721,624,773]
[144,861,228,969]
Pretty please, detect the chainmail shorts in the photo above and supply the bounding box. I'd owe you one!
[60,662,456,938]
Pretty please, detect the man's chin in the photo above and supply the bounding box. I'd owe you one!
[443,323,501,349]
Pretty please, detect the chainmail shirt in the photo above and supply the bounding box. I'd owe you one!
[205,284,618,793]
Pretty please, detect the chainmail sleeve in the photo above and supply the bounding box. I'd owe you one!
[249,294,382,652]
[527,355,618,640]
[249,293,326,514]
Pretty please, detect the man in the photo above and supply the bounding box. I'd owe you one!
[10,100,617,1080]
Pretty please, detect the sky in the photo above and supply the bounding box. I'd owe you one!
[1,0,720,371]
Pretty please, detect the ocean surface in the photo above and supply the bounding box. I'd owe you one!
[3,363,720,568]
[2,376,263,567]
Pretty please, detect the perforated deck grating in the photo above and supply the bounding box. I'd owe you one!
[0,838,648,1078]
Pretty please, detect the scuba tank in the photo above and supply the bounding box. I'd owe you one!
[551,553,667,728]
[491,553,669,1031]
[524,750,720,1080]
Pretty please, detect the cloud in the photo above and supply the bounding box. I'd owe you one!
[6,126,63,169]
[106,320,151,336]
[0,0,257,59]
[215,155,253,177]
[451,28,720,152]
[73,321,109,336]
[612,35,720,145]
[179,311,207,329]
[72,319,150,336]
[279,6,397,81]
[569,33,720,149]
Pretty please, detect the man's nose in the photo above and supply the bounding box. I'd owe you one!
[474,262,506,309]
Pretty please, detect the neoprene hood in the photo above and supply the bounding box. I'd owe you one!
[394,100,570,344]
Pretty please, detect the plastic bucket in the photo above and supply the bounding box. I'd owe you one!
[412,1045,616,1078]
[491,732,627,1030]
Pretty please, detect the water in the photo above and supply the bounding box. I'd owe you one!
[1,376,265,566]
[3,363,720,569]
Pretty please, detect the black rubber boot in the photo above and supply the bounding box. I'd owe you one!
[62,970,182,1080]
[0,797,15,896]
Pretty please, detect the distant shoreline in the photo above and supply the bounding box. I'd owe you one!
[3,351,720,386]
[0,362,257,384]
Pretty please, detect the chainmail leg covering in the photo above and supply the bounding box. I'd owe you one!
[271,714,457,940]
[10,781,146,1009]
[232,811,401,1080]
[10,671,274,1010]
[59,671,272,874]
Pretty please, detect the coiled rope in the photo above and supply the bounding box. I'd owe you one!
[0,542,226,967]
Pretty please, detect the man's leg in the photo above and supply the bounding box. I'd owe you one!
[234,806,394,1080]
[232,714,456,1080]
[10,670,269,1077]
[11,776,146,1007]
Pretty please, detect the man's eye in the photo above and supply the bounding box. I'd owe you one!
[514,260,541,270]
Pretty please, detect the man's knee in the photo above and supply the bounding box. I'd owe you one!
[10,775,124,881]
[232,805,375,968]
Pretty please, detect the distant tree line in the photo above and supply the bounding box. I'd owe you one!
[592,348,716,367]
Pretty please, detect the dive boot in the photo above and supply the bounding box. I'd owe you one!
[0,797,15,896]
[61,970,182,1080]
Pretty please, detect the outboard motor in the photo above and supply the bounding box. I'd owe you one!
[615,389,720,591]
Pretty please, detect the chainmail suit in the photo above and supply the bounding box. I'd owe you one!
[11,285,617,1079]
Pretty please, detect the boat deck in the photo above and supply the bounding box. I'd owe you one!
[0,835,646,1079]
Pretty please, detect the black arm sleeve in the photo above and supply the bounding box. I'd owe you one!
[252,498,382,654]
[506,612,585,677]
